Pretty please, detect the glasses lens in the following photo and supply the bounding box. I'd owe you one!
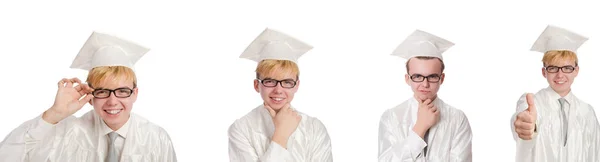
[411,75,425,82]
[93,90,110,98]
[546,66,559,73]
[261,79,277,87]
[562,66,575,73]
[115,88,133,97]
[281,80,296,88]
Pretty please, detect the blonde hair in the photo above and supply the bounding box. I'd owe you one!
[542,50,578,66]
[255,59,300,80]
[86,66,137,88]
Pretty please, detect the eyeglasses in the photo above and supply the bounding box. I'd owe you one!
[257,79,297,88]
[91,88,134,99]
[545,66,576,73]
[409,74,441,83]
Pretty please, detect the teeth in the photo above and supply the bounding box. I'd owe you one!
[105,109,121,115]
[557,81,565,84]
[272,98,283,101]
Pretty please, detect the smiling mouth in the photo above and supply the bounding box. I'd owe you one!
[104,109,123,115]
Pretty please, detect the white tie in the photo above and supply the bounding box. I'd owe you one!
[106,132,118,162]
[558,98,568,146]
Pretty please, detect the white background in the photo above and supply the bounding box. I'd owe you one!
[1,0,599,161]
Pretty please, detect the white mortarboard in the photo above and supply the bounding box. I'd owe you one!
[239,28,313,63]
[70,31,150,71]
[391,30,454,60]
[530,25,588,53]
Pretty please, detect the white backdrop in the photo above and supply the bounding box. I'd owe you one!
[1,0,599,161]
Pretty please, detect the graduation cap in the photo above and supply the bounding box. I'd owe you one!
[531,25,588,53]
[239,28,313,63]
[391,29,454,60]
[70,31,150,71]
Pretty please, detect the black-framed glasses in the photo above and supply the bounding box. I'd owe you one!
[91,88,134,99]
[545,66,576,73]
[410,74,441,83]
[257,79,297,88]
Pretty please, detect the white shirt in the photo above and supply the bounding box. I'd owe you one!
[378,97,473,162]
[228,105,333,162]
[0,110,177,162]
[510,87,600,162]
[99,116,131,160]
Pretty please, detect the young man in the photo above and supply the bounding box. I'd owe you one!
[228,28,333,162]
[0,31,177,161]
[511,25,600,161]
[378,30,472,161]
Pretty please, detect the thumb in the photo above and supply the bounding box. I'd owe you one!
[78,94,94,108]
[264,103,276,118]
[526,93,536,113]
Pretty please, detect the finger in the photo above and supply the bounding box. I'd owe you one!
[65,79,74,88]
[69,78,82,87]
[518,134,532,140]
[77,84,93,96]
[517,128,533,136]
[517,112,533,123]
[78,94,94,107]
[58,78,69,88]
[526,93,536,113]
[430,106,438,112]
[263,103,276,118]
[418,96,427,104]
[519,113,534,123]
[423,99,432,106]
[282,103,291,111]
[515,120,534,130]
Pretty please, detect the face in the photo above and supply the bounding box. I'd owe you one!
[254,69,299,111]
[90,78,137,130]
[542,59,578,96]
[405,58,445,100]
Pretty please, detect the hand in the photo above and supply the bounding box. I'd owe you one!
[266,103,302,149]
[514,93,537,140]
[413,96,440,139]
[42,78,94,124]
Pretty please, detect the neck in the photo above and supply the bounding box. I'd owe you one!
[556,89,571,98]
[105,116,129,131]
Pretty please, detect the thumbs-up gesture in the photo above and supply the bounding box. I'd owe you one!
[266,103,302,149]
[515,93,537,140]
[413,96,440,138]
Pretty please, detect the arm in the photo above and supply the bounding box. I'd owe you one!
[228,121,290,162]
[307,119,332,162]
[0,113,72,162]
[511,93,538,162]
[449,111,472,162]
[378,110,426,162]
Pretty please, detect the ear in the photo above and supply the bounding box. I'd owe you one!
[405,74,410,85]
[254,79,260,93]
[440,73,445,84]
[541,67,547,78]
[574,66,580,77]
[131,87,139,102]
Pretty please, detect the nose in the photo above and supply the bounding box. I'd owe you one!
[555,70,566,78]
[422,80,430,88]
[105,93,120,106]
